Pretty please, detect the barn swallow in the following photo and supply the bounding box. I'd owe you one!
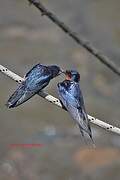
[57,70,94,145]
[6,64,62,108]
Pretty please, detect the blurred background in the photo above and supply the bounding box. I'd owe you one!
[0,0,120,179]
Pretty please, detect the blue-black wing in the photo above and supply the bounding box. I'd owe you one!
[6,64,52,108]
[25,64,52,91]
[57,80,92,139]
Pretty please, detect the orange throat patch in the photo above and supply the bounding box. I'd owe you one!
[65,75,71,80]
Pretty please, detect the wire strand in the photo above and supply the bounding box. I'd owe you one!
[27,0,120,76]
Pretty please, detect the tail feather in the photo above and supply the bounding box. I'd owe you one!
[78,108,96,147]
[78,124,95,148]
[67,104,95,147]
[6,83,35,108]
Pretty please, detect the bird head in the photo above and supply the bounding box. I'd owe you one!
[48,65,64,78]
[65,70,80,82]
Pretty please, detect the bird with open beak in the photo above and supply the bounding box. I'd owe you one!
[6,63,63,108]
[57,70,94,145]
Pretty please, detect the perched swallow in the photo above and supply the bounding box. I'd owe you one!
[6,64,62,108]
[57,70,94,145]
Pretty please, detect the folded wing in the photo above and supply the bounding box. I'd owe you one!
[57,81,92,139]
[6,64,52,108]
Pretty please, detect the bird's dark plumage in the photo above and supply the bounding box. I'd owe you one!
[6,64,61,108]
[57,70,94,145]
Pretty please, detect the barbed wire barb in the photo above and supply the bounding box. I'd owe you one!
[27,0,120,76]
[0,64,120,135]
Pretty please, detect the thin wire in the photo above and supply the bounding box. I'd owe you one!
[27,0,120,76]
